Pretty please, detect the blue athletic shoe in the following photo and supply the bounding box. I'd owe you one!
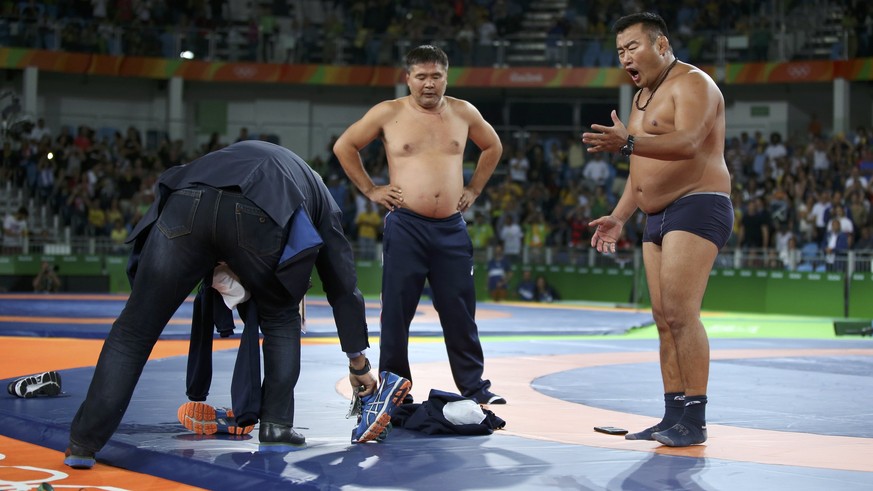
[351,371,411,443]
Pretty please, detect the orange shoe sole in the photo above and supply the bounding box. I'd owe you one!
[177,401,254,435]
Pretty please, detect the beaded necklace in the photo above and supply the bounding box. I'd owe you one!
[634,58,678,111]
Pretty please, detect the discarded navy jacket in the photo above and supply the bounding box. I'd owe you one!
[391,389,506,435]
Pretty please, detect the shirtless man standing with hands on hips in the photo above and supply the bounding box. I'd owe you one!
[333,45,506,405]
[582,12,733,447]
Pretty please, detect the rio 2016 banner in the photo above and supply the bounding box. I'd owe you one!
[1,47,871,87]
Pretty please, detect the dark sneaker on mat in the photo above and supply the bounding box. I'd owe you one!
[63,443,96,469]
[258,422,306,452]
[7,371,62,398]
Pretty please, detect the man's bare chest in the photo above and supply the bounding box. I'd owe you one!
[628,105,674,136]
[384,118,467,156]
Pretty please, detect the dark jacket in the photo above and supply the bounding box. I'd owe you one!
[127,140,369,425]
[391,389,506,435]
[127,140,368,353]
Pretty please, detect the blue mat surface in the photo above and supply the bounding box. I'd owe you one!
[534,347,873,438]
[0,295,654,338]
[3,294,871,490]
[2,341,873,490]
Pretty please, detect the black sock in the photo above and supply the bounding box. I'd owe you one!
[625,392,684,440]
[662,392,686,426]
[652,395,708,447]
[681,395,707,427]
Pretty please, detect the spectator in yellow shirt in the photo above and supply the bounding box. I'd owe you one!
[87,199,107,237]
[109,219,129,255]
[523,211,549,262]
[467,211,494,249]
[355,201,382,260]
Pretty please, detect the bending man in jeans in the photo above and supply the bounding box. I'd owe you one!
[65,140,377,468]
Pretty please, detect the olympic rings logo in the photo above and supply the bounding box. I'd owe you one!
[0,453,130,491]
[787,64,812,79]
[232,66,258,79]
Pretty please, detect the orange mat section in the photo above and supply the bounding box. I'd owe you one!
[0,337,244,379]
[0,335,261,491]
[0,435,206,490]
[337,348,873,473]
[0,336,347,380]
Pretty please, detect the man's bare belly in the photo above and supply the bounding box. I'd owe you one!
[400,193,460,219]
[630,155,731,214]
[390,160,465,218]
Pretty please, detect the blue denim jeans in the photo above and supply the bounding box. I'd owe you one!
[70,185,304,452]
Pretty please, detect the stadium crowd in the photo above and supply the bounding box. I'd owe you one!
[2,1,873,276]
[1,1,871,66]
[3,112,873,275]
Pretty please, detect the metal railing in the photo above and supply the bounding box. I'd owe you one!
[11,227,873,275]
[17,237,871,278]
[4,235,871,316]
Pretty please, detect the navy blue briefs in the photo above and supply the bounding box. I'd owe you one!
[642,192,733,248]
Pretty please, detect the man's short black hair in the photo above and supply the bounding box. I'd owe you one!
[612,12,669,42]
[404,45,449,72]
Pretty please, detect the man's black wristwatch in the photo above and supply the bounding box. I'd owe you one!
[620,135,635,156]
[349,358,371,376]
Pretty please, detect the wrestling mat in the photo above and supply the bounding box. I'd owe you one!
[1,294,871,490]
